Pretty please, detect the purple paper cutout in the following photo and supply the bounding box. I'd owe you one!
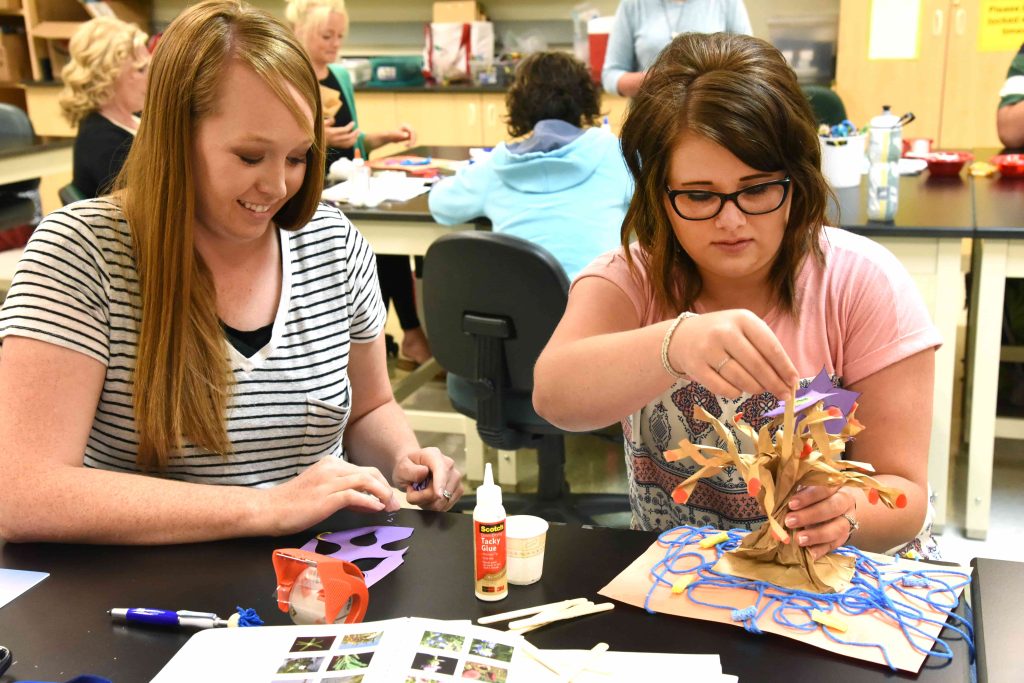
[763,367,860,432]
[300,526,414,588]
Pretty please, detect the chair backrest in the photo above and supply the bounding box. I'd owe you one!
[0,104,34,152]
[423,231,569,396]
[59,183,86,206]
[0,104,40,194]
[802,84,847,127]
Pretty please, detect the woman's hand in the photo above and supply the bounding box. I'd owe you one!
[325,120,361,148]
[264,456,399,536]
[391,124,416,147]
[392,446,463,511]
[784,486,859,560]
[670,309,798,399]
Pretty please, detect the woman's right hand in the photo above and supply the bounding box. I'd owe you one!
[325,120,360,149]
[669,309,799,399]
[263,456,399,536]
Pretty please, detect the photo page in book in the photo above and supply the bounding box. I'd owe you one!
[152,616,529,683]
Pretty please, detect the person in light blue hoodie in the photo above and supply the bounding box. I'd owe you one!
[428,51,633,281]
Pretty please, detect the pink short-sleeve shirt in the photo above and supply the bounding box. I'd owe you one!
[572,227,942,554]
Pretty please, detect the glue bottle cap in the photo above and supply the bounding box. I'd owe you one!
[476,463,502,509]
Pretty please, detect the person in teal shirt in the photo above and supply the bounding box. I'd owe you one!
[602,0,751,97]
[286,0,432,367]
[428,52,633,281]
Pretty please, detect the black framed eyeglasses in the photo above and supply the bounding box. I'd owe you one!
[665,177,792,221]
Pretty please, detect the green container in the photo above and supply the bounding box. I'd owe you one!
[368,56,425,88]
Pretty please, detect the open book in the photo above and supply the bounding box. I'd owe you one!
[152,616,737,682]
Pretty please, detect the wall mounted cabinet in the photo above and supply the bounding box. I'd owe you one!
[837,0,1018,150]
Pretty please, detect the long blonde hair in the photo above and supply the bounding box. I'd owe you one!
[115,0,325,470]
[58,16,148,126]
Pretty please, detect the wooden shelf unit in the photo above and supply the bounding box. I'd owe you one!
[19,0,150,136]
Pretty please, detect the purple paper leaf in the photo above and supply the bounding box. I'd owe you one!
[301,526,414,588]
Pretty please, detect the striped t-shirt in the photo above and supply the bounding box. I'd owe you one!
[0,198,387,486]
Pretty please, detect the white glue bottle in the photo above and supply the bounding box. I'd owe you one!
[473,463,508,601]
[351,148,370,206]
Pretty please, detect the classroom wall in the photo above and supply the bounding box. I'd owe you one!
[150,0,841,56]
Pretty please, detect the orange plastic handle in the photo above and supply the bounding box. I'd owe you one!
[272,548,369,624]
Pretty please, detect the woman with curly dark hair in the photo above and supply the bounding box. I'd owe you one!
[429,51,632,280]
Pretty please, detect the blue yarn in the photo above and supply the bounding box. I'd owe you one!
[234,606,264,627]
[644,526,974,672]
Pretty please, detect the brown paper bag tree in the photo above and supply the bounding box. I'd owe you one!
[664,389,906,593]
[319,85,343,121]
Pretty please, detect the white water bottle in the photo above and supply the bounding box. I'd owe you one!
[867,105,901,222]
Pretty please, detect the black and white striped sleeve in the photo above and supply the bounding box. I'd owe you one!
[0,207,111,365]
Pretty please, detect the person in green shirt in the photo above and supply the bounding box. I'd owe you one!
[997,42,1024,149]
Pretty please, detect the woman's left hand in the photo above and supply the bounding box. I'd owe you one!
[784,486,858,560]
[392,124,416,148]
[392,446,462,511]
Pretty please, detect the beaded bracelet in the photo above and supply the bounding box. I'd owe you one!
[660,311,698,380]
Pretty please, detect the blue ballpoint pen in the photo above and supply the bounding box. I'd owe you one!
[108,607,229,629]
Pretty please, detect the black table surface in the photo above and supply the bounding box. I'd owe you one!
[0,509,972,682]
[831,172,975,238]
[0,137,73,160]
[338,146,482,225]
[344,146,979,239]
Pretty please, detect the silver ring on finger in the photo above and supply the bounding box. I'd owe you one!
[442,488,453,501]
[715,355,732,373]
[841,513,859,544]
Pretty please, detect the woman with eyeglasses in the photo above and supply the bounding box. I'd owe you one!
[534,32,940,560]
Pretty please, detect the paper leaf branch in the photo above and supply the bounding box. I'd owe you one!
[663,371,904,593]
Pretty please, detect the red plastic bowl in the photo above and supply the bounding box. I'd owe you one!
[991,154,1024,178]
[920,151,973,176]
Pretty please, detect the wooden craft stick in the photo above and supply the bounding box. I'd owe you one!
[508,601,614,630]
[519,639,564,677]
[563,642,610,683]
[477,598,589,625]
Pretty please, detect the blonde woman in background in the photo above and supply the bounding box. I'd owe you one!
[59,16,149,198]
[286,0,431,367]
[0,0,461,545]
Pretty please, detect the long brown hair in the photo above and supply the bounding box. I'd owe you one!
[115,0,325,469]
[619,32,831,318]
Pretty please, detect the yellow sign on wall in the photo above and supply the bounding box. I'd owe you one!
[978,0,1024,52]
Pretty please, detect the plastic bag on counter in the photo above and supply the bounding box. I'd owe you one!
[423,21,494,83]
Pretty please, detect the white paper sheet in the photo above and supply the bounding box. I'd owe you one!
[0,568,48,609]
[322,176,431,207]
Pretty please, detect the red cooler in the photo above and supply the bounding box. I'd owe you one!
[587,16,614,84]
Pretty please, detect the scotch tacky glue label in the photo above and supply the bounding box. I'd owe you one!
[474,519,507,599]
[473,463,508,601]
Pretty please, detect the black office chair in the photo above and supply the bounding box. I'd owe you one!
[0,104,41,232]
[802,84,848,127]
[422,231,630,527]
[58,183,86,206]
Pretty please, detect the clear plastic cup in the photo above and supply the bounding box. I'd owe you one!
[506,515,549,585]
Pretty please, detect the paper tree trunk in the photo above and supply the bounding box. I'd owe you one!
[665,388,906,593]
